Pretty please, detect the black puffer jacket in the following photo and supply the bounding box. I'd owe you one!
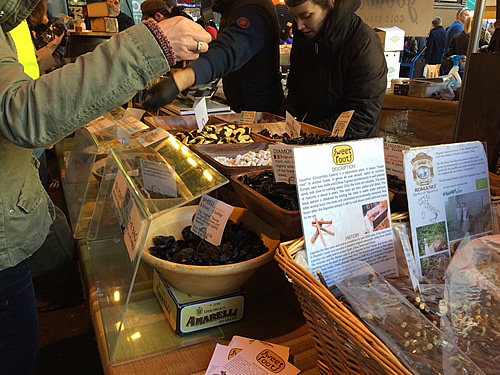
[286,0,387,139]
[189,0,284,114]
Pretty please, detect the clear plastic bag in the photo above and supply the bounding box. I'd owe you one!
[442,234,500,374]
[337,262,484,375]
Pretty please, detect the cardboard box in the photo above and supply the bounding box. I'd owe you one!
[386,62,401,88]
[86,2,117,17]
[384,51,400,64]
[152,270,245,336]
[90,17,119,33]
[408,79,448,98]
[376,27,405,52]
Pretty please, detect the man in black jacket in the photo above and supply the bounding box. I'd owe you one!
[285,0,387,139]
[143,0,284,114]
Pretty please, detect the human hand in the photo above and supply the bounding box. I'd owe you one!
[158,16,211,61]
[47,33,64,54]
[142,77,180,111]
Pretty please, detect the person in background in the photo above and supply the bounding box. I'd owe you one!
[27,0,65,74]
[275,2,293,43]
[143,0,284,115]
[141,0,170,22]
[285,0,387,138]
[401,36,418,64]
[424,17,446,67]
[487,22,495,38]
[280,23,293,44]
[108,0,135,31]
[444,7,471,54]
[0,0,210,372]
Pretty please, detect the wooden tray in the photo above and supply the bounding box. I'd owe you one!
[213,112,285,125]
[190,142,271,177]
[249,122,331,143]
[230,169,302,238]
[143,115,225,132]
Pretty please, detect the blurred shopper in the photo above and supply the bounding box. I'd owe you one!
[424,17,446,66]
[141,0,170,22]
[0,1,210,372]
[143,0,284,115]
[444,7,471,54]
[108,0,135,31]
[285,0,387,139]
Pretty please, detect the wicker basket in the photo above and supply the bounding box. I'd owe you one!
[275,238,411,375]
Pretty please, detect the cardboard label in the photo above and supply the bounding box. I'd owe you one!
[239,111,256,125]
[85,116,115,133]
[403,141,492,281]
[191,195,234,246]
[195,97,209,131]
[294,138,397,287]
[269,144,296,184]
[285,111,301,139]
[140,159,177,198]
[116,117,148,138]
[331,110,354,138]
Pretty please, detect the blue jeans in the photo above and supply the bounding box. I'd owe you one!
[0,260,38,375]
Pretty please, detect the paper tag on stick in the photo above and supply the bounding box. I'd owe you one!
[331,110,354,138]
[191,195,234,246]
[285,111,301,139]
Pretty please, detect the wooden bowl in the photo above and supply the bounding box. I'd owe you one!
[91,158,107,183]
[190,142,271,177]
[141,206,280,297]
[230,170,302,238]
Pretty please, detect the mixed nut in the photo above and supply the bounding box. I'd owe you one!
[214,149,272,167]
[175,124,253,145]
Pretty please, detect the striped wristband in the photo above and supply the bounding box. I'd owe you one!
[144,19,176,66]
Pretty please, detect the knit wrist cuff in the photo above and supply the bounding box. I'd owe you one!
[144,19,176,66]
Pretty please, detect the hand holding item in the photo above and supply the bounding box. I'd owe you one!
[46,33,64,54]
[142,76,180,111]
[158,16,211,61]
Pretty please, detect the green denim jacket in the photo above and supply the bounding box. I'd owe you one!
[0,0,170,270]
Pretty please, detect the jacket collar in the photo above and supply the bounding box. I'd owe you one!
[0,0,39,33]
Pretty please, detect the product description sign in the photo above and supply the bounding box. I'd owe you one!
[140,159,177,198]
[269,144,296,184]
[116,117,148,139]
[331,110,354,138]
[239,111,256,125]
[85,116,115,134]
[285,111,301,139]
[384,142,411,180]
[294,138,397,287]
[403,141,492,281]
[111,170,143,261]
[191,195,234,246]
[136,128,169,148]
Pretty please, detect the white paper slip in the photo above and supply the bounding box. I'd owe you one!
[228,336,290,359]
[269,144,296,184]
[403,141,492,281]
[330,110,354,138]
[195,97,209,131]
[239,111,256,124]
[205,344,231,375]
[136,128,169,148]
[191,195,234,246]
[294,138,397,287]
[117,117,149,136]
[85,117,115,134]
[140,159,177,198]
[285,111,301,139]
[208,340,299,375]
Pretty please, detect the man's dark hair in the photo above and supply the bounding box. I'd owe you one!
[285,0,332,9]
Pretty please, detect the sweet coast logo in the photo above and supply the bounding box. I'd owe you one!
[256,349,285,373]
[332,145,354,165]
[411,152,434,186]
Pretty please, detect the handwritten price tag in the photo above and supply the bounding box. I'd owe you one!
[239,111,256,125]
[191,195,234,246]
[194,97,209,131]
[285,111,301,139]
[331,110,354,138]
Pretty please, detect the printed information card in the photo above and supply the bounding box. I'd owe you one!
[403,141,492,281]
[191,195,234,246]
[294,138,397,287]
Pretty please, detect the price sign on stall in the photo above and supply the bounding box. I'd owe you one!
[191,195,234,246]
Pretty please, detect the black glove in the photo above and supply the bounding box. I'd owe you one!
[142,77,180,111]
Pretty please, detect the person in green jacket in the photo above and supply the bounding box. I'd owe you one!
[0,1,211,373]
